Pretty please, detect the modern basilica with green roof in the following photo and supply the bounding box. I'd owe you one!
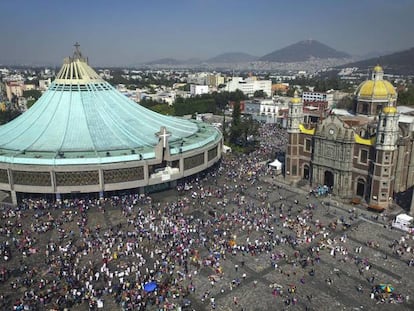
[0,45,222,204]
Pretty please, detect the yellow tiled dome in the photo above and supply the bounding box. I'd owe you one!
[356,80,396,99]
[382,106,397,114]
[291,90,301,103]
[356,65,396,100]
[373,65,383,73]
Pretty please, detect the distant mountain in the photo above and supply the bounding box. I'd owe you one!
[145,58,183,65]
[339,47,414,75]
[185,58,202,64]
[144,57,204,66]
[260,40,351,62]
[207,52,258,63]
[353,50,396,61]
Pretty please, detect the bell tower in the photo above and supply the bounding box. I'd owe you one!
[286,91,303,182]
[370,105,399,208]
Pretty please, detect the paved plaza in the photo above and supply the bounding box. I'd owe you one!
[0,124,413,310]
[151,175,414,311]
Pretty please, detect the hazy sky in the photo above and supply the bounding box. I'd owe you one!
[0,0,413,66]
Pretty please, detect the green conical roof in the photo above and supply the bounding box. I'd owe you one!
[0,46,220,165]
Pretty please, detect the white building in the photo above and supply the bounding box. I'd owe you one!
[39,78,52,91]
[223,77,272,98]
[154,90,176,106]
[190,84,209,96]
[187,73,208,85]
[303,90,347,108]
[302,91,327,102]
[244,98,283,124]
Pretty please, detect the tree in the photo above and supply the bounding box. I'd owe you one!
[229,89,245,102]
[398,84,414,106]
[286,87,296,97]
[0,110,21,125]
[177,84,190,92]
[23,90,42,100]
[253,90,267,98]
[240,117,259,143]
[335,96,354,110]
[173,95,216,116]
[222,112,228,142]
[229,102,242,144]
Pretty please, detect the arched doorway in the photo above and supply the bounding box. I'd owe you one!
[303,164,310,180]
[324,171,334,189]
[356,178,365,197]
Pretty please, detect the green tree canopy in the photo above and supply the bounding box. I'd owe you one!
[229,102,242,144]
[253,90,267,98]
[23,89,42,100]
[335,96,354,110]
[398,84,414,106]
[0,110,21,125]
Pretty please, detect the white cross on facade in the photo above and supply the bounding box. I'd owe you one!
[156,126,171,148]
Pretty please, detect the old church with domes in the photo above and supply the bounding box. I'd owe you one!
[285,66,414,210]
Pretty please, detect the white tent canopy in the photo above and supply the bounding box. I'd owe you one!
[223,145,232,153]
[392,213,414,232]
[396,213,413,224]
[268,159,282,170]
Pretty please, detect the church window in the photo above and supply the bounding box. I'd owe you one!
[380,134,385,144]
[360,149,368,164]
[382,118,387,127]
[305,139,312,152]
[362,104,368,114]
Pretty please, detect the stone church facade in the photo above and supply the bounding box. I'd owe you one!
[286,66,414,209]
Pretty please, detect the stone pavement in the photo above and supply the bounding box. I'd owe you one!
[152,176,414,311]
[1,172,413,310]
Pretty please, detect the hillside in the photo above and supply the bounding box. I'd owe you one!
[260,40,351,62]
[339,47,414,75]
[145,58,183,65]
[207,52,258,63]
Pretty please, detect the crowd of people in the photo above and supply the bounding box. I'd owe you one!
[0,124,413,310]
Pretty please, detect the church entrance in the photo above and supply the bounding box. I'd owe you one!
[356,178,365,197]
[303,164,310,180]
[324,171,334,189]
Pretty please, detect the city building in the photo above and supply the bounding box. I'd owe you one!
[302,91,327,103]
[272,83,289,95]
[244,98,284,124]
[190,84,209,96]
[223,77,272,98]
[5,81,25,101]
[286,66,414,210]
[187,72,208,85]
[39,78,52,91]
[0,45,222,204]
[206,74,225,88]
